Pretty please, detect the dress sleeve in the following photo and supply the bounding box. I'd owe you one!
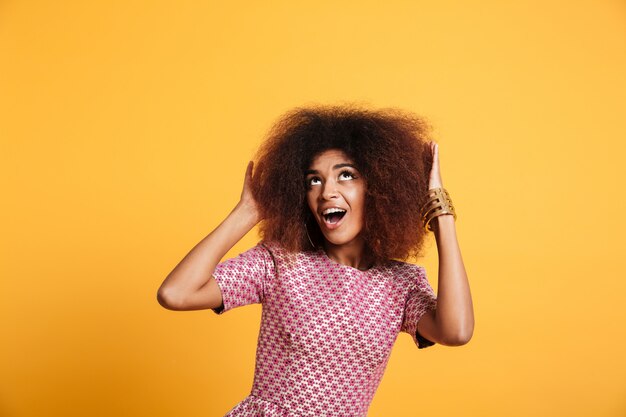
[401,265,438,349]
[210,241,276,315]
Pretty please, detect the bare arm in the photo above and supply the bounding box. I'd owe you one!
[416,142,474,346]
[156,161,260,311]
[417,214,474,345]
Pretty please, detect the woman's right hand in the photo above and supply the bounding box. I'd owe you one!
[237,161,261,225]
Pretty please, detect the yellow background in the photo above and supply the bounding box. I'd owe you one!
[1,1,625,416]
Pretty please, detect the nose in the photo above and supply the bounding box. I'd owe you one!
[321,179,339,200]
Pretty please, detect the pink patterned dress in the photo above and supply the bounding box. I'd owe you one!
[211,240,438,417]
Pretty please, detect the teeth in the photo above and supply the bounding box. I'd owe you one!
[322,207,346,215]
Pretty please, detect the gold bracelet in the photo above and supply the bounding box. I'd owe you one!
[421,187,456,232]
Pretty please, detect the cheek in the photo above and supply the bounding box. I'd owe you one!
[355,203,366,223]
[348,189,366,213]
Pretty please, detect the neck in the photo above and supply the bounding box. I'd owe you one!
[322,238,374,271]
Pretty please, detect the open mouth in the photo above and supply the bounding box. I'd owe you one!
[322,209,347,226]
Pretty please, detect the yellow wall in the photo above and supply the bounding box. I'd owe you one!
[1,1,625,416]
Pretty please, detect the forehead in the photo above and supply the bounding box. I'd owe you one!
[309,149,353,167]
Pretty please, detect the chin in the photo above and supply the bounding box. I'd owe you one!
[321,233,361,247]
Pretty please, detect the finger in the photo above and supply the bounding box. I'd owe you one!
[244,161,253,182]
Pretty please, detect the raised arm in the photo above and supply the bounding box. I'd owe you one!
[156,161,260,311]
[416,142,475,346]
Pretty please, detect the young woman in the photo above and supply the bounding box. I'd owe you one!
[157,104,474,417]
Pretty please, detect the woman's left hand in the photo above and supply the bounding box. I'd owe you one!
[428,141,444,190]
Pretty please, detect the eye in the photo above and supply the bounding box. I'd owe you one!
[306,177,321,187]
[339,170,356,181]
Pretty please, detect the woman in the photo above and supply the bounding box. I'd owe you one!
[157,104,474,416]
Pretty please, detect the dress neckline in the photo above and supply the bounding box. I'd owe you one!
[316,247,379,273]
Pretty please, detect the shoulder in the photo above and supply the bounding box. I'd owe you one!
[257,239,315,268]
[258,239,285,254]
[381,259,427,290]
[258,239,296,259]
[382,259,424,274]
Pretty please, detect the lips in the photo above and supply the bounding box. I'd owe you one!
[321,210,347,230]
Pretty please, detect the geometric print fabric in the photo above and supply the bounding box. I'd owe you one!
[211,240,437,416]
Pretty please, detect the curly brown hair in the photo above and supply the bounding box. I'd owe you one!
[251,103,435,265]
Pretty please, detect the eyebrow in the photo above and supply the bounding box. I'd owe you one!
[305,163,357,176]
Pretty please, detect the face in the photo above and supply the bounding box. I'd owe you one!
[305,149,366,248]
